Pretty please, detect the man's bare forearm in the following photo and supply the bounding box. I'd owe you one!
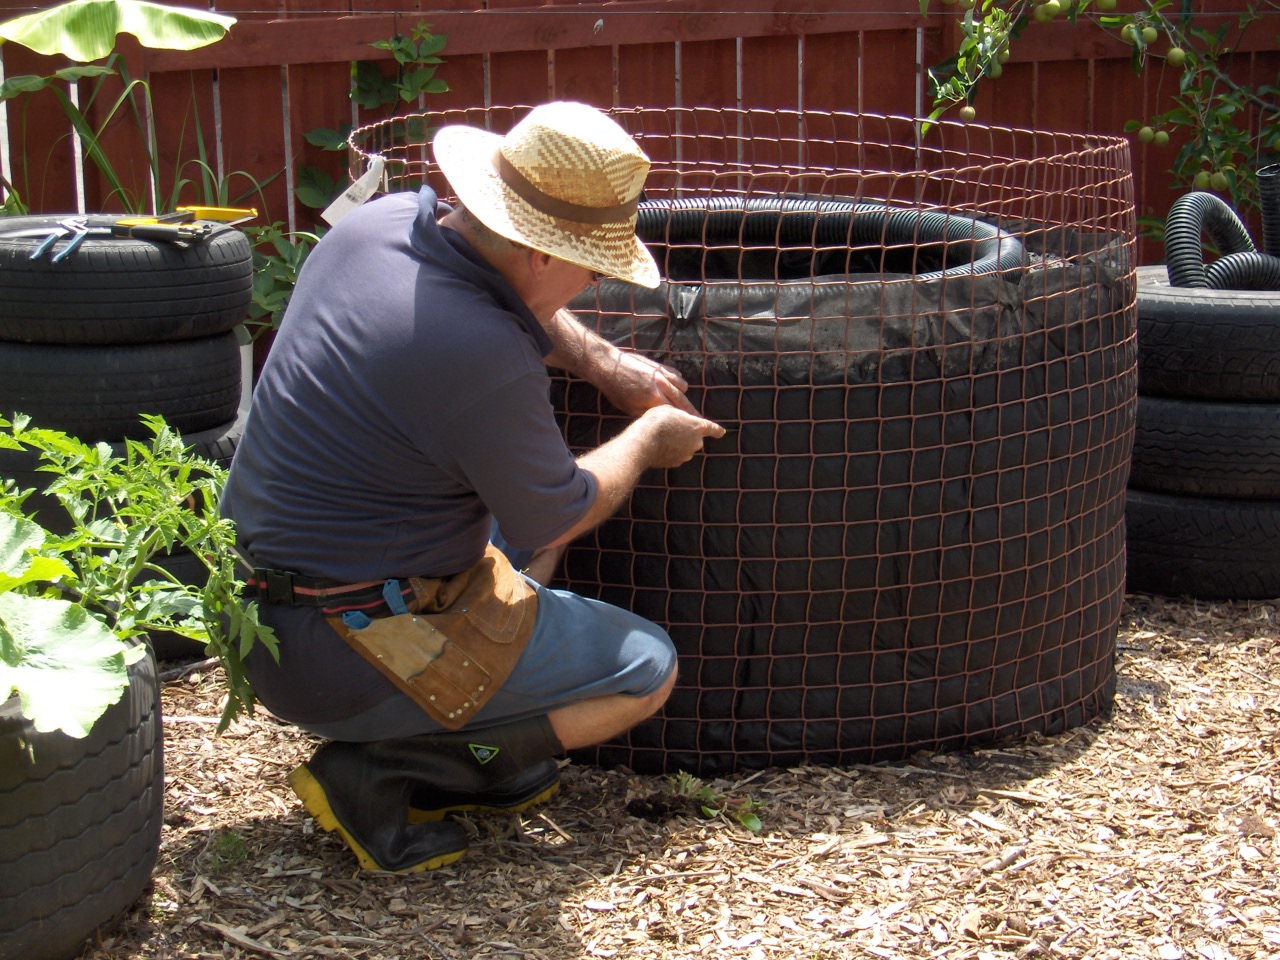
[542,308,616,380]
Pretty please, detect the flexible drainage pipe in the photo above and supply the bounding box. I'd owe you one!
[1259,164,1280,258]
[1204,250,1280,290]
[1164,191,1257,288]
[635,196,1025,281]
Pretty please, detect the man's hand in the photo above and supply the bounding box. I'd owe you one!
[596,348,697,417]
[544,400,726,551]
[633,404,726,468]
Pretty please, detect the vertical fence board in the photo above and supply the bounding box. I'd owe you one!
[679,37,737,109]
[617,42,678,109]
[1036,60,1090,133]
[801,32,859,114]
[79,38,154,213]
[2,45,78,212]
[490,49,552,106]
[148,68,218,209]
[553,45,615,107]
[855,28,919,116]
[741,35,799,112]
[217,65,290,226]
[287,61,352,231]
[431,52,488,114]
[971,61,1035,130]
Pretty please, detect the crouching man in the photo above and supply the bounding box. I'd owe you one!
[221,101,724,873]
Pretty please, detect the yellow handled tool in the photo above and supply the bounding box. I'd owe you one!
[175,206,258,224]
[110,207,257,242]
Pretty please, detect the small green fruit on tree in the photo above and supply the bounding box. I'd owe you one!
[959,105,977,121]
[925,0,1280,219]
[1034,0,1061,23]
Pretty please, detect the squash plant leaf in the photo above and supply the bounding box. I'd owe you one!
[0,592,139,738]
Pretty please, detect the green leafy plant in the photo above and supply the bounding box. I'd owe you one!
[670,770,764,833]
[924,0,1279,216]
[0,414,276,739]
[294,21,450,212]
[0,0,241,215]
[245,222,323,337]
[248,21,449,338]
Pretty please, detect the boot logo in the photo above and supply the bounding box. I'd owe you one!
[468,743,500,764]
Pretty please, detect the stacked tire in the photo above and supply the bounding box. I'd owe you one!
[0,214,255,653]
[1126,265,1280,600]
[0,216,252,960]
[0,214,253,511]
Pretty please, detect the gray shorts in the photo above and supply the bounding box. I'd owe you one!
[301,577,677,741]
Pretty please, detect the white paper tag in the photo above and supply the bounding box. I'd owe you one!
[321,155,386,226]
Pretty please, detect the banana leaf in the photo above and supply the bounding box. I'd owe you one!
[0,0,234,63]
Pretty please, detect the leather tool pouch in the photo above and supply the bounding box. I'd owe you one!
[324,543,538,730]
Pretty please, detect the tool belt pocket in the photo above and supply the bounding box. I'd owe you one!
[325,544,537,730]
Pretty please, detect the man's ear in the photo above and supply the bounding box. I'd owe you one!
[524,249,555,280]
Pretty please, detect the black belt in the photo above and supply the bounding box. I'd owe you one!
[243,567,416,616]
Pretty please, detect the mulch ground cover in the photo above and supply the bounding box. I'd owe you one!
[76,593,1278,960]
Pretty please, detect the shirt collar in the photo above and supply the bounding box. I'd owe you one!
[409,186,552,357]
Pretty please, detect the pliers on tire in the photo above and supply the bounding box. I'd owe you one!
[26,217,89,263]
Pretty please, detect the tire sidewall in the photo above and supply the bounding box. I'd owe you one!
[0,641,164,960]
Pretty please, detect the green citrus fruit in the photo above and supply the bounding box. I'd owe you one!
[1142,25,1159,44]
[1137,126,1155,143]
[1193,170,1211,189]
[1153,130,1170,147]
[988,62,1004,78]
[1166,46,1187,67]
[959,105,977,122]
[1121,23,1139,43]
[998,48,1011,63]
[1209,171,1229,191]
[1096,0,1117,8]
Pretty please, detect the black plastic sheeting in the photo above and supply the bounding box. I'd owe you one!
[555,214,1135,776]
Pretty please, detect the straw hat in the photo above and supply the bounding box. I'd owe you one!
[432,102,660,289]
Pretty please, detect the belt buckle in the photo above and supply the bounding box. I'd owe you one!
[262,569,296,603]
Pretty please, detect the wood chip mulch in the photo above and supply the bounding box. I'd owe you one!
[76,593,1279,960]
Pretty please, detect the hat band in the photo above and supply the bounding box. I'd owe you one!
[494,150,637,226]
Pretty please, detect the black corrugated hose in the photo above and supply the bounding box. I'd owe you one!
[1259,164,1280,258]
[635,196,1025,281]
[1164,180,1280,290]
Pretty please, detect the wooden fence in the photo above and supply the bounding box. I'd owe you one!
[1,0,1277,264]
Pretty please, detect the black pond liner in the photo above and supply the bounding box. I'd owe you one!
[555,198,1135,776]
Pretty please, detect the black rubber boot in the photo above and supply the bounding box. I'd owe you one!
[376,716,565,823]
[408,758,561,823]
[288,740,469,874]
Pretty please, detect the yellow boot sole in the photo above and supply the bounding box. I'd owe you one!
[407,780,560,824]
[288,764,467,874]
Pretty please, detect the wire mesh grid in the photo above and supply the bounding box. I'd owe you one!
[350,107,1137,775]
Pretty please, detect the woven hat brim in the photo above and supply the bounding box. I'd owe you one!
[433,124,660,290]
